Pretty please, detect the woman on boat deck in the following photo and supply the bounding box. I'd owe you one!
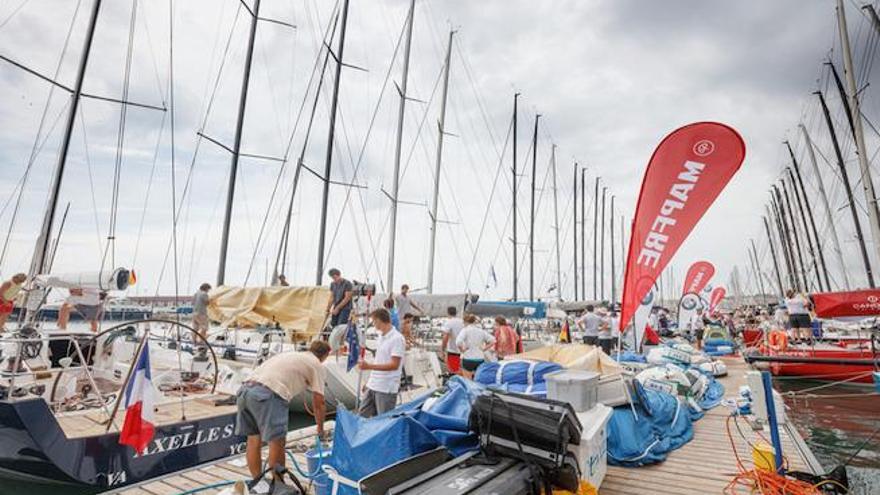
[784,289,813,343]
[456,313,495,378]
[0,273,26,332]
[493,316,519,359]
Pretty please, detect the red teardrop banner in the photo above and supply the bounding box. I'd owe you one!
[619,122,745,330]
[682,260,715,296]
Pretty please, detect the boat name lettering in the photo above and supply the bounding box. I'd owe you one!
[133,424,235,457]
[637,160,706,268]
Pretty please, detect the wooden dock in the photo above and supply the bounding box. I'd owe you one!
[601,357,823,494]
[112,357,822,495]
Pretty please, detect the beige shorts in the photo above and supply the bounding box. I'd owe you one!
[193,313,209,332]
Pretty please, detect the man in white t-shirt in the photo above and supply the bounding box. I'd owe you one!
[358,308,406,417]
[59,287,104,332]
[577,305,601,346]
[440,306,465,374]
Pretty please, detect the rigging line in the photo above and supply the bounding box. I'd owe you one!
[242,5,340,286]
[100,0,139,274]
[131,108,168,270]
[168,0,180,299]
[464,119,513,291]
[133,0,168,104]
[0,0,29,30]
[0,0,83,270]
[0,101,70,266]
[153,2,244,290]
[271,3,342,281]
[77,107,103,253]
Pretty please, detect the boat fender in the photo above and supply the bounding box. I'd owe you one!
[768,331,788,352]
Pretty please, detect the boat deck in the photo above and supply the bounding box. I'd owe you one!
[59,393,237,438]
[111,357,821,495]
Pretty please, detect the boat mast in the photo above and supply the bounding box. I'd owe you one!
[580,167,585,298]
[426,29,455,294]
[787,141,830,290]
[600,186,606,301]
[816,90,875,287]
[786,166,822,291]
[572,162,578,301]
[529,113,540,301]
[29,0,103,282]
[771,187,798,291]
[217,0,262,286]
[385,0,416,293]
[763,213,785,297]
[749,238,766,304]
[780,179,808,290]
[315,0,351,285]
[512,93,519,301]
[592,177,598,299]
[610,195,616,303]
[799,124,848,289]
[837,0,880,268]
[550,145,562,300]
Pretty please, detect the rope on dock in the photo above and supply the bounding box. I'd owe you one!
[723,414,836,495]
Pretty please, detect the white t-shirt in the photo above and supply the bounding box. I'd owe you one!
[442,317,465,353]
[366,329,406,394]
[599,316,617,339]
[456,324,495,360]
[785,296,809,315]
[578,312,602,337]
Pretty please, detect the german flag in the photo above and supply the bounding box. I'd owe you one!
[559,319,571,343]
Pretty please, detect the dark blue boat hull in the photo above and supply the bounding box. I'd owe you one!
[0,398,245,489]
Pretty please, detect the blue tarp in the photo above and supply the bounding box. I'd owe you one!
[327,377,481,493]
[613,351,647,363]
[473,360,563,397]
[607,381,694,467]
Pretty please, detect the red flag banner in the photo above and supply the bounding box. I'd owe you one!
[682,261,715,296]
[619,122,745,330]
[709,286,726,313]
[811,289,880,318]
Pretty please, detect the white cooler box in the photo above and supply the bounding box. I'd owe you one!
[572,403,613,490]
[597,373,633,407]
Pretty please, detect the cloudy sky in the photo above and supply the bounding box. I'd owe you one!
[1,0,879,303]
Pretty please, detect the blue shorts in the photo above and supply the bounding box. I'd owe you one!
[235,383,288,442]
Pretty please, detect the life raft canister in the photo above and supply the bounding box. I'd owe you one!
[768,330,788,352]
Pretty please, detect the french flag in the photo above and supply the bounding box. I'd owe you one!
[119,341,156,453]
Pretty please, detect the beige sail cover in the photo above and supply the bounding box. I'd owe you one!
[509,344,623,376]
[207,286,331,341]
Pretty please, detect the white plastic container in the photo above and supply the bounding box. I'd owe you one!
[545,369,599,412]
[572,403,613,490]
[596,373,632,407]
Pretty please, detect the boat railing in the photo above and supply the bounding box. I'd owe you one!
[1,319,220,430]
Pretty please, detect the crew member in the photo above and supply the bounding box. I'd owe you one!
[236,341,330,494]
[358,308,406,417]
[59,287,104,332]
[192,283,211,340]
[578,305,601,346]
[326,268,353,327]
[0,273,26,332]
[456,313,495,378]
[440,306,464,374]
[394,284,423,317]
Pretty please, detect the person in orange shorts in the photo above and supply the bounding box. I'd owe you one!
[0,273,26,332]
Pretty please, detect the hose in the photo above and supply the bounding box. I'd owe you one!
[285,435,326,479]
